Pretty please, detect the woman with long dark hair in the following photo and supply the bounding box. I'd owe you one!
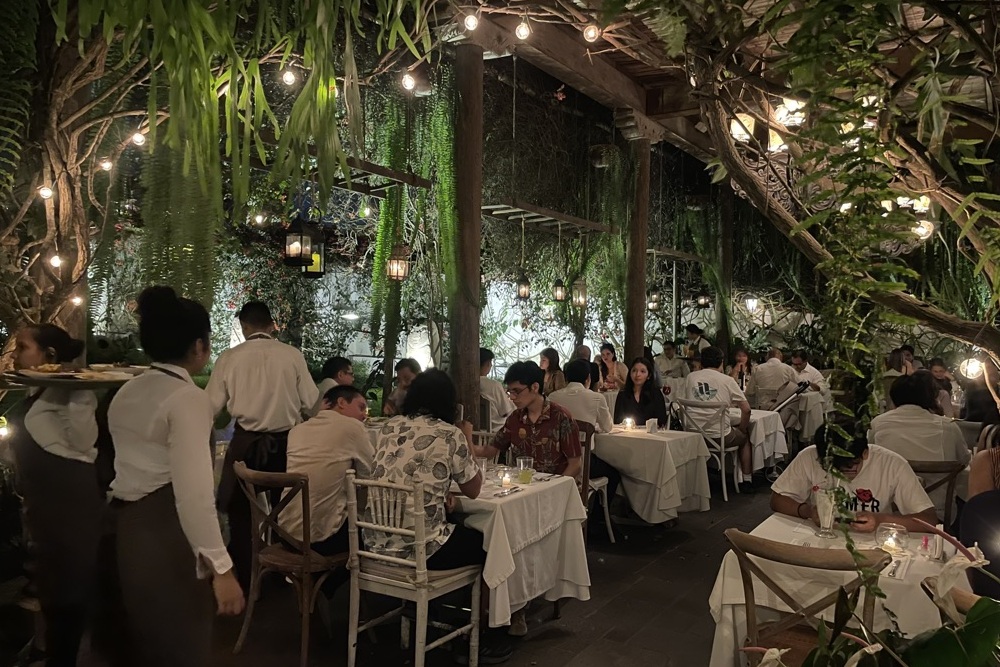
[599,343,628,391]
[727,348,753,391]
[10,323,101,665]
[613,357,669,427]
[109,287,244,666]
[539,347,567,395]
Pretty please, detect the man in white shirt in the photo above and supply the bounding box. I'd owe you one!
[747,348,802,432]
[771,425,938,532]
[790,349,832,410]
[654,341,689,381]
[870,372,970,520]
[572,344,602,391]
[280,384,374,558]
[549,358,621,504]
[479,348,515,433]
[311,356,354,416]
[208,301,319,588]
[684,346,753,492]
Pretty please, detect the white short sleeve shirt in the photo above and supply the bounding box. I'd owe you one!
[684,369,747,437]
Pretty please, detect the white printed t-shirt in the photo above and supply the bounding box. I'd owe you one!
[684,369,747,438]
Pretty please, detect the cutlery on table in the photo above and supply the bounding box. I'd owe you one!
[493,487,523,498]
[886,559,902,578]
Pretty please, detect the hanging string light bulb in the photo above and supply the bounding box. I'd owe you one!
[464,13,479,30]
[38,185,54,200]
[70,295,84,306]
[99,158,113,171]
[131,132,146,146]
[401,73,417,91]
[254,213,265,225]
[515,16,531,40]
[583,24,601,42]
[960,357,984,379]
[281,69,297,86]
[50,255,62,268]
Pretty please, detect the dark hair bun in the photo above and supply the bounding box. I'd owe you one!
[28,324,85,363]
[137,286,183,323]
[137,285,211,363]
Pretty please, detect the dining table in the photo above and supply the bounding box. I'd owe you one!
[708,513,967,667]
[730,408,787,478]
[593,427,710,523]
[796,391,826,442]
[455,473,591,627]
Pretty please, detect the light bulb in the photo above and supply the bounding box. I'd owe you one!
[38,185,54,199]
[99,158,113,171]
[583,25,601,42]
[745,297,759,312]
[361,205,371,217]
[960,358,984,379]
[464,14,479,30]
[71,296,83,306]
[254,213,265,225]
[401,73,416,91]
[839,202,853,213]
[341,312,360,321]
[515,18,531,40]
[282,69,296,86]
[0,424,8,439]
[132,132,146,146]
[913,195,931,214]
[912,220,935,240]
[50,255,62,268]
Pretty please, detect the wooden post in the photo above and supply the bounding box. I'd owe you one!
[451,44,484,428]
[716,187,734,355]
[625,137,651,363]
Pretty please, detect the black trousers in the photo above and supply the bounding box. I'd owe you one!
[13,438,103,667]
[589,454,621,503]
[220,427,289,590]
[426,523,486,570]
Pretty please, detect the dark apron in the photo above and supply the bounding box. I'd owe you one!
[11,389,104,664]
[218,424,289,589]
[113,484,213,667]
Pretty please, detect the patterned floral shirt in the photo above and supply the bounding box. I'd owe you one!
[492,400,581,474]
[365,415,478,559]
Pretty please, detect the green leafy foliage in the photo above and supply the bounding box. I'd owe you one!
[0,0,38,195]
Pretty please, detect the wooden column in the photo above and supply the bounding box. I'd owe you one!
[625,137,651,364]
[451,44,484,428]
[716,187,734,355]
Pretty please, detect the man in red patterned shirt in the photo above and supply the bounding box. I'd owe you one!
[476,361,582,478]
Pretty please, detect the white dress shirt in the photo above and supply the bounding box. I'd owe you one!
[548,382,614,433]
[685,369,748,438]
[748,358,798,394]
[279,409,374,544]
[24,388,98,463]
[655,355,689,380]
[206,335,319,432]
[109,363,232,578]
[480,376,515,433]
[796,362,832,408]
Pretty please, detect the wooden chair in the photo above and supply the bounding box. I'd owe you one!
[345,471,481,667]
[921,575,981,625]
[478,397,492,431]
[577,420,614,544]
[232,462,348,667]
[907,460,966,527]
[674,399,741,501]
[724,528,891,667]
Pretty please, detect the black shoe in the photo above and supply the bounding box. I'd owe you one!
[738,482,755,494]
[453,638,514,665]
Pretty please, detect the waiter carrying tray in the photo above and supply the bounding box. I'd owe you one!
[207,301,319,588]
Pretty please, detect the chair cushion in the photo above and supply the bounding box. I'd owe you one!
[751,624,818,667]
[361,560,481,583]
[259,544,347,573]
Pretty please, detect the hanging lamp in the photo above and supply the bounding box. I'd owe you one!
[516,217,530,300]
[552,223,568,301]
[283,215,315,267]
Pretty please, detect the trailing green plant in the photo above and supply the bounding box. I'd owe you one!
[0,0,38,196]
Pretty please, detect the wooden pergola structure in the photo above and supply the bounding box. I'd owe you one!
[438,4,722,425]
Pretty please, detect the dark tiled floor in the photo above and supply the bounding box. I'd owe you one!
[0,476,773,666]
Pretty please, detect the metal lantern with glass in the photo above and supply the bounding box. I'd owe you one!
[386,244,411,281]
[283,216,315,267]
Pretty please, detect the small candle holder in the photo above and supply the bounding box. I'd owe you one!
[623,418,635,431]
[876,523,909,553]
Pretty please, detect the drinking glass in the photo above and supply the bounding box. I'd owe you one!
[814,488,837,539]
[516,457,534,484]
[476,457,489,475]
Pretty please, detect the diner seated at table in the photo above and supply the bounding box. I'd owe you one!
[901,344,923,370]
[790,349,832,408]
[869,372,969,520]
[280,384,374,560]
[685,346,753,491]
[613,357,668,428]
[654,340,689,381]
[476,361,582,479]
[312,355,354,417]
[967,444,1000,500]
[540,347,567,395]
[383,357,420,416]
[927,357,956,418]
[746,348,802,431]
[570,343,603,392]
[550,359,621,503]
[599,343,628,391]
[725,347,753,392]
[770,424,938,533]
[480,347,516,432]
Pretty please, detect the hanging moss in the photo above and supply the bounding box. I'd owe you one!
[428,65,459,296]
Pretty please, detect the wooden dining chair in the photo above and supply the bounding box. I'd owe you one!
[724,528,891,667]
[232,462,348,667]
[576,419,614,544]
[673,399,741,501]
[906,460,966,527]
[921,575,981,625]
[345,471,482,667]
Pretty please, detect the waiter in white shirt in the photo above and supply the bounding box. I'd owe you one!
[654,341,689,381]
[207,301,318,588]
[479,347,515,432]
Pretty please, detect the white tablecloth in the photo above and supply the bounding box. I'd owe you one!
[797,391,825,442]
[602,390,618,414]
[594,428,710,523]
[457,475,590,627]
[708,514,965,667]
[730,409,787,473]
